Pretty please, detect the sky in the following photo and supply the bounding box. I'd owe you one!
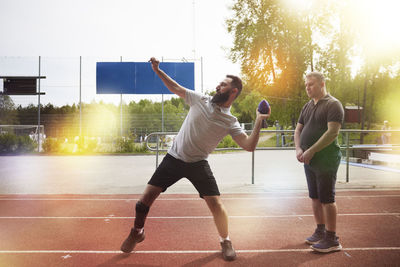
[1,0,400,108]
[0,0,241,107]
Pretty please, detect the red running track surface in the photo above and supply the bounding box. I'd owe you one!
[0,190,399,266]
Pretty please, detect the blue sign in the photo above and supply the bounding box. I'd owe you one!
[96,62,195,94]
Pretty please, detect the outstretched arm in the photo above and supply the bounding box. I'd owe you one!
[233,109,271,151]
[149,57,187,99]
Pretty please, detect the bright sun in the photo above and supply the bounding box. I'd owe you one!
[283,0,400,57]
[351,0,400,54]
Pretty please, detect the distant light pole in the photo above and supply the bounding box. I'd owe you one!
[120,56,123,136]
[79,56,82,136]
[37,56,41,152]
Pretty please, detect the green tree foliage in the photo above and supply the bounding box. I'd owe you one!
[8,97,189,140]
[0,133,36,154]
[227,0,400,128]
[315,2,355,102]
[217,135,239,148]
[127,98,188,134]
[232,87,263,122]
[0,95,18,125]
[227,0,332,127]
[42,138,62,153]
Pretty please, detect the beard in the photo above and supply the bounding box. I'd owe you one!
[211,90,231,104]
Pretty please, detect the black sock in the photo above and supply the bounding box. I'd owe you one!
[134,201,150,229]
[317,224,326,231]
[326,230,336,238]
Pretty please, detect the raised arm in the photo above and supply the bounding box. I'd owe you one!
[233,109,270,152]
[149,57,187,99]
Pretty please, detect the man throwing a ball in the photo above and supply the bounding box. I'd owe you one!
[121,57,270,261]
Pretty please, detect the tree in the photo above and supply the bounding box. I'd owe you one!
[0,95,19,125]
[232,87,263,123]
[226,0,332,127]
[316,1,355,103]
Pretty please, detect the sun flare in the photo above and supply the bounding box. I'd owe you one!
[351,0,400,54]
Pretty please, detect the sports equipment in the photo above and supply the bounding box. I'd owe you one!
[257,100,270,128]
[257,99,270,114]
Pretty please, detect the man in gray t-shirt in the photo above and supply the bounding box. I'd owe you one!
[168,89,245,162]
[294,72,344,253]
[121,57,270,261]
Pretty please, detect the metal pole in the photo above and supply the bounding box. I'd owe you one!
[120,56,123,137]
[120,94,123,136]
[156,134,159,168]
[192,0,196,59]
[79,56,82,136]
[162,94,164,132]
[161,57,164,132]
[201,56,203,94]
[37,56,41,152]
[357,86,360,124]
[251,150,255,184]
[251,124,255,184]
[346,132,350,182]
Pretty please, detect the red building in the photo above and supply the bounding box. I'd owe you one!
[345,106,363,123]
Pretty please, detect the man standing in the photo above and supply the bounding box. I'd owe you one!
[121,57,270,261]
[294,72,344,253]
[381,120,391,144]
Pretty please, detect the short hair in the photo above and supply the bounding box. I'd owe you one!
[226,74,242,98]
[306,72,326,83]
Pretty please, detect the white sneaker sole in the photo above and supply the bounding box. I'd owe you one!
[305,239,321,245]
[311,244,342,253]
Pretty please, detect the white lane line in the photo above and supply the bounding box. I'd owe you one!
[0,195,400,201]
[0,247,399,254]
[61,254,72,259]
[0,213,399,219]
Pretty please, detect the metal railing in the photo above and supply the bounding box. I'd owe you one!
[145,129,400,184]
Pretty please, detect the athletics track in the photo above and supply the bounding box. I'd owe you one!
[1,190,399,266]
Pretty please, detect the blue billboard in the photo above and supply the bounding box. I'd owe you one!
[96,62,195,94]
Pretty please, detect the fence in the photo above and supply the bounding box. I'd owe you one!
[6,112,187,141]
[145,129,400,184]
[0,56,199,142]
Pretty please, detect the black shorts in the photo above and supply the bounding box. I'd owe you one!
[148,153,220,198]
[304,164,337,204]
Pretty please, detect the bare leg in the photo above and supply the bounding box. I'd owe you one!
[121,184,163,253]
[322,202,337,232]
[309,201,341,253]
[139,184,163,207]
[311,198,325,225]
[203,196,229,238]
[133,184,163,229]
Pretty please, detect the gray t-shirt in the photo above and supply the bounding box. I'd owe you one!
[168,89,244,162]
[298,94,344,169]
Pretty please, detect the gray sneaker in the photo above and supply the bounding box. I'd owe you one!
[220,240,237,261]
[311,236,342,253]
[305,229,325,245]
[121,228,145,253]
